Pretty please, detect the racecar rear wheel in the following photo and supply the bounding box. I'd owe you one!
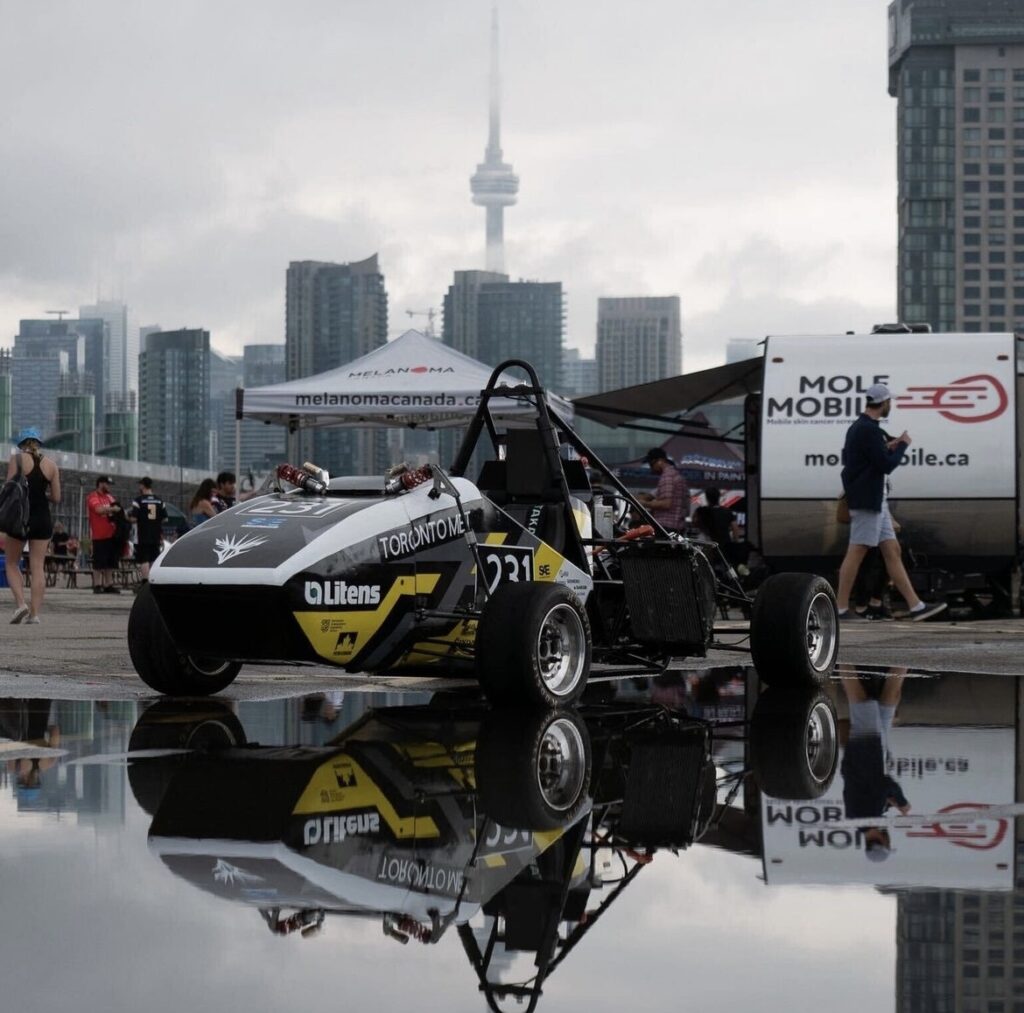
[750,573,838,688]
[128,583,242,696]
[476,708,592,830]
[750,687,839,800]
[476,582,592,707]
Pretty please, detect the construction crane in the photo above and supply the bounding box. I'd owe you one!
[405,308,438,338]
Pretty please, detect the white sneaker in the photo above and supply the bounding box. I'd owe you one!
[10,605,28,625]
[904,601,948,622]
[24,615,40,625]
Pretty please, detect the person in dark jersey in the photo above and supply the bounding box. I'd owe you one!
[128,477,168,583]
[4,428,61,624]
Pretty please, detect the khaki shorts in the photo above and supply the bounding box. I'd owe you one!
[849,506,896,547]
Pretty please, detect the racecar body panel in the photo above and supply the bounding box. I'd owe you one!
[149,478,593,669]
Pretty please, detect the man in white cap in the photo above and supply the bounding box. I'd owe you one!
[836,383,946,621]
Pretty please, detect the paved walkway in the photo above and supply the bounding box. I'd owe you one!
[1,588,1023,700]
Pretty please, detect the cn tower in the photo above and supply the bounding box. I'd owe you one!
[470,5,518,274]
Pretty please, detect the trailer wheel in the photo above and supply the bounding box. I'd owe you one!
[476,708,591,830]
[476,582,591,707]
[750,573,838,687]
[750,687,839,800]
[128,584,242,696]
[127,699,246,815]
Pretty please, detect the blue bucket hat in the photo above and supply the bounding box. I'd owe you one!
[15,427,43,448]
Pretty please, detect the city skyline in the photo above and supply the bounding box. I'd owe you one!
[1,1,897,375]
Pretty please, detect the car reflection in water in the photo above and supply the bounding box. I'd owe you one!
[125,679,836,1013]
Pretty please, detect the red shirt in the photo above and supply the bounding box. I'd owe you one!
[87,490,117,540]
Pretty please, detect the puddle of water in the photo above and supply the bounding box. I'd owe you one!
[0,670,1020,1012]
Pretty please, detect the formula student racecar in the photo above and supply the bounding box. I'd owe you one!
[128,360,840,705]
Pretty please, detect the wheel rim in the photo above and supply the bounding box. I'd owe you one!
[534,603,587,697]
[804,592,838,672]
[534,718,588,812]
[805,701,838,785]
[187,656,234,678]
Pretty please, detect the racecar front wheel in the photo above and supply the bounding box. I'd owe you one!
[476,708,592,830]
[128,584,242,696]
[476,582,592,707]
[750,573,838,688]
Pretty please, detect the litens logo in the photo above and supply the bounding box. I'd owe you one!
[212,532,268,564]
[303,580,381,606]
[303,812,381,846]
[895,374,1009,423]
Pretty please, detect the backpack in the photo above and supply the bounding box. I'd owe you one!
[0,454,30,540]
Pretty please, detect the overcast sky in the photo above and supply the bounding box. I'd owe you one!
[0,0,898,372]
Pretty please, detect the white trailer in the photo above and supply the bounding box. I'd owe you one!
[574,331,1022,608]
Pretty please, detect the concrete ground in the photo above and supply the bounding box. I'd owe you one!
[1,587,1022,700]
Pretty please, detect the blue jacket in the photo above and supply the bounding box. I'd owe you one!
[840,414,907,511]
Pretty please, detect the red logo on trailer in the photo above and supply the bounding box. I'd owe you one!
[895,374,1009,423]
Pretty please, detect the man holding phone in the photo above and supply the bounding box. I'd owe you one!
[835,383,946,622]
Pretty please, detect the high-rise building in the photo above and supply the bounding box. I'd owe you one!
[209,348,243,468]
[285,255,388,473]
[0,350,11,445]
[219,344,287,475]
[469,6,518,273]
[442,270,509,361]
[888,0,1024,332]
[443,274,564,389]
[138,328,211,469]
[562,347,598,398]
[596,296,682,392]
[13,318,106,438]
[80,299,132,398]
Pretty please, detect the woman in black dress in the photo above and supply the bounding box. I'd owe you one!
[5,428,61,624]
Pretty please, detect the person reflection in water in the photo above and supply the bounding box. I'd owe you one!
[840,669,910,862]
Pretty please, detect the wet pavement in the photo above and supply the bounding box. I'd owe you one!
[2,666,1024,1012]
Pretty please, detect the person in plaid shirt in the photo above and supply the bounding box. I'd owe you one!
[638,447,689,532]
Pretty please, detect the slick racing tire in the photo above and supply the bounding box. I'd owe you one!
[127,699,246,816]
[476,708,592,831]
[750,686,839,801]
[128,583,242,696]
[476,582,592,708]
[750,573,838,688]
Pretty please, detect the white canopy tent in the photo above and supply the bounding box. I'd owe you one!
[233,329,573,474]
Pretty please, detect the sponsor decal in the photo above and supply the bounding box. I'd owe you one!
[303,812,381,846]
[904,803,1008,850]
[303,580,381,606]
[212,532,269,564]
[765,372,1010,425]
[766,373,891,422]
[348,365,455,377]
[334,632,357,654]
[212,859,264,885]
[377,512,466,560]
[377,856,465,894]
[894,374,1009,423]
[241,517,284,529]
